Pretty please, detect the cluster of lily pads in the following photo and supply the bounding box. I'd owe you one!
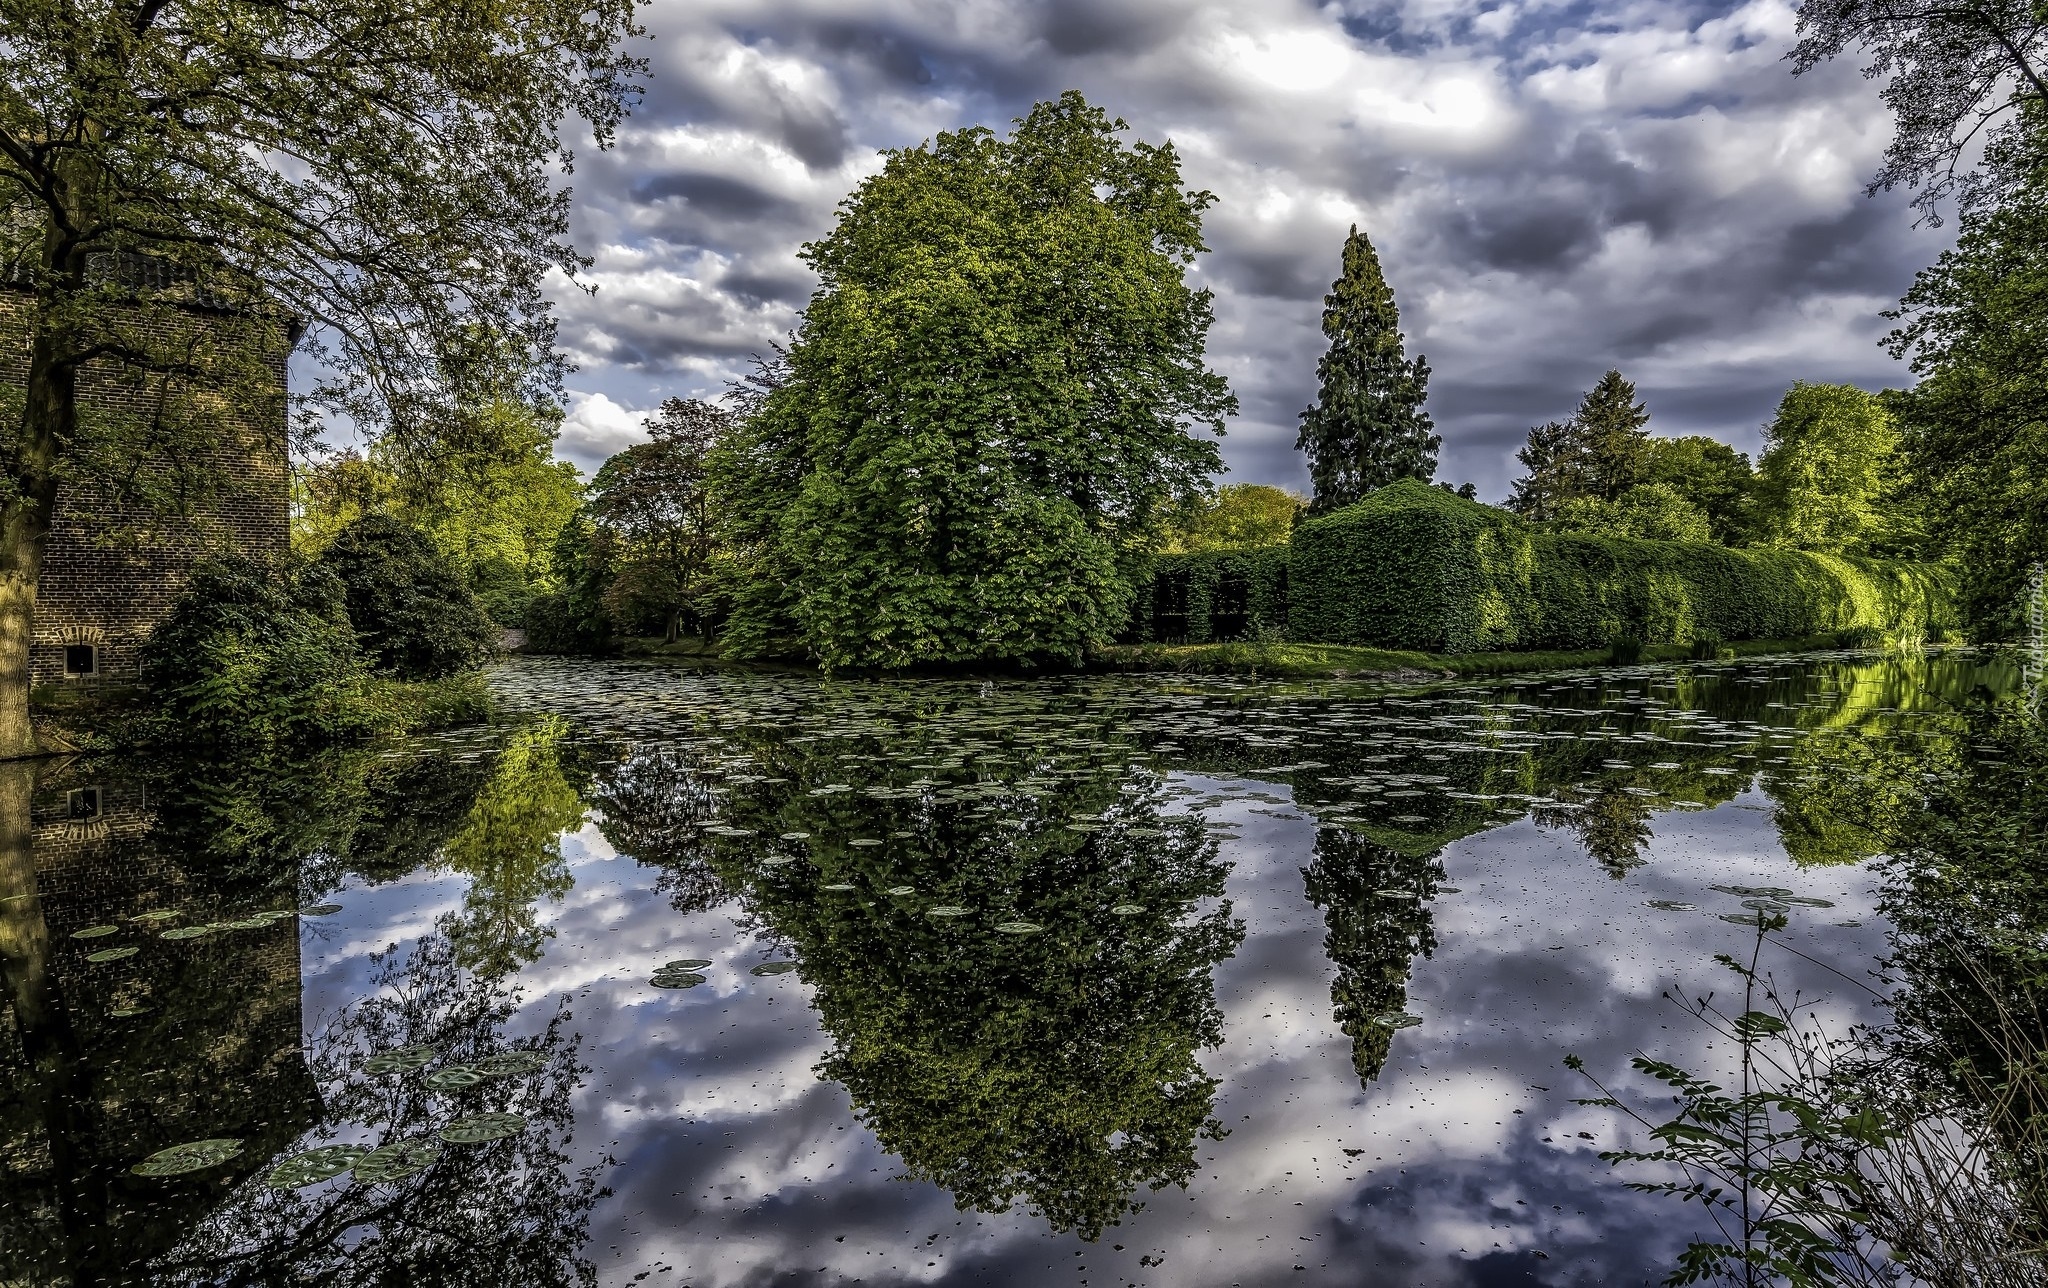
[71,903,340,970]
[1643,885,1843,926]
[131,1041,543,1185]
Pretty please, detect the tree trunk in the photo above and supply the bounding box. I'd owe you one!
[0,758,99,1282]
[0,321,73,761]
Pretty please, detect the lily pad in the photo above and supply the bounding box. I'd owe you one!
[1783,896,1835,908]
[159,927,212,940]
[821,882,858,892]
[994,922,1044,935]
[224,917,273,931]
[1110,904,1145,916]
[266,1144,373,1190]
[364,1045,438,1075]
[352,1138,442,1184]
[86,946,138,963]
[885,886,916,897]
[780,832,810,841]
[132,1138,244,1177]
[472,1050,547,1077]
[1720,912,1772,925]
[1645,900,1696,911]
[760,855,799,867]
[848,838,883,847]
[650,971,707,989]
[926,906,971,918]
[749,961,798,976]
[131,910,181,924]
[71,925,120,939]
[109,1005,152,1018]
[1375,1013,1424,1029]
[1374,889,1417,899]
[300,903,343,917]
[439,1113,526,1145]
[662,958,712,970]
[423,1064,489,1092]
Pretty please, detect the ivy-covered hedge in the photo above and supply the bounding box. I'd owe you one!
[1289,480,1960,653]
[1124,546,1291,644]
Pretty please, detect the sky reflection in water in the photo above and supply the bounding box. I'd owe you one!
[0,650,2018,1286]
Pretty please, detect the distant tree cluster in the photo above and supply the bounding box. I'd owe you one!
[1501,370,1912,558]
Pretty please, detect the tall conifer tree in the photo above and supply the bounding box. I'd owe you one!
[1295,226,1438,513]
[1573,369,1652,501]
[1507,369,1654,516]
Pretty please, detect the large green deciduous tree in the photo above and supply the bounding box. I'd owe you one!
[714,93,1235,669]
[0,0,643,756]
[1642,436,1757,545]
[1886,145,2048,634]
[1755,382,1903,556]
[1295,224,1438,512]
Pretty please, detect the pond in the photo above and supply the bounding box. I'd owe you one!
[0,649,2037,1286]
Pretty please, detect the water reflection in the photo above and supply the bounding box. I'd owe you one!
[600,728,1245,1238]
[154,936,601,1288]
[0,649,2038,1284]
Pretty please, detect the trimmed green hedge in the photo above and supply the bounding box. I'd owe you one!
[1124,546,1290,644]
[1289,480,1960,653]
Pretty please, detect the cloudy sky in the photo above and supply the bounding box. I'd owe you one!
[542,0,1939,503]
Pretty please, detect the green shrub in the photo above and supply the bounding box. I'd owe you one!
[1124,545,1290,644]
[140,555,374,746]
[1289,480,1960,653]
[1610,634,1645,664]
[316,515,499,678]
[1688,636,1724,661]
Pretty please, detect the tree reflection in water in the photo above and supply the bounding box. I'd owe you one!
[436,716,590,980]
[1302,826,1443,1087]
[600,729,1243,1240]
[152,934,604,1288]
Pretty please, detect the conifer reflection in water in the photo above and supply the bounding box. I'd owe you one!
[1302,825,1443,1087]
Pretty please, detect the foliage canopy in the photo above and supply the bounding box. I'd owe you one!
[714,92,1234,668]
[1887,144,2048,635]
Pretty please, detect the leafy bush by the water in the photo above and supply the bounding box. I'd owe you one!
[140,555,373,745]
[316,515,499,678]
[1123,545,1291,644]
[1289,480,1960,653]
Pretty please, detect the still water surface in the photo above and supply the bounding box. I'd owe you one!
[0,651,2023,1286]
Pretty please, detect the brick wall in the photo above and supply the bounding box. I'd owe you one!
[0,290,292,686]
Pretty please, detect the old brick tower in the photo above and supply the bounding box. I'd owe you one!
[0,276,294,688]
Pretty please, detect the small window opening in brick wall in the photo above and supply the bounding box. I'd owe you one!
[63,644,98,678]
[67,787,101,820]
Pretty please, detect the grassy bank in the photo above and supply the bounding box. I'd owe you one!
[1089,634,1862,681]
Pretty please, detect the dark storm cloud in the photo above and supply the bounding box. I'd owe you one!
[629,171,793,220]
[550,0,1943,498]
[1038,0,1193,56]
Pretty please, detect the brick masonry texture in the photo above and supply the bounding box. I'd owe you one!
[0,290,291,687]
